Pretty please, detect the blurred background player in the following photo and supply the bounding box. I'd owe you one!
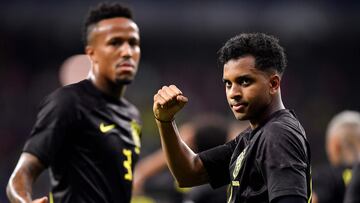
[344,160,360,203]
[313,110,360,203]
[6,2,142,203]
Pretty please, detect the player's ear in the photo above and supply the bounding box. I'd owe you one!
[269,74,280,94]
[85,45,96,63]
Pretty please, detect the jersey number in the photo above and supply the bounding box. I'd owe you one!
[123,149,132,181]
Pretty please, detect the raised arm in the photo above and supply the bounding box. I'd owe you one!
[133,122,197,194]
[153,85,208,187]
[7,152,48,203]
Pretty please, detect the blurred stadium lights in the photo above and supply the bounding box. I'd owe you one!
[1,1,359,40]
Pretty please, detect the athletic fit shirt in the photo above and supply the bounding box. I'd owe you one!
[23,79,142,203]
[313,164,351,203]
[344,163,360,203]
[199,109,311,203]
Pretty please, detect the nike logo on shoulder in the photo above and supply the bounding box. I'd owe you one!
[100,123,115,133]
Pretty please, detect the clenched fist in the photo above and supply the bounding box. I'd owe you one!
[153,85,188,122]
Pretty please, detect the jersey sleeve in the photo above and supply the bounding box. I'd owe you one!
[23,88,79,167]
[258,122,309,202]
[199,137,237,188]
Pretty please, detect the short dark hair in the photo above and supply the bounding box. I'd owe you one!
[83,2,133,46]
[218,33,287,75]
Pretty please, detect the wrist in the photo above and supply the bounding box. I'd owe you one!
[154,116,174,123]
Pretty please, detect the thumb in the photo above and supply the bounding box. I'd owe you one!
[176,95,188,105]
[33,196,48,203]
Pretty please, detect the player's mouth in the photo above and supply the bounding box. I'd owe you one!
[231,102,247,112]
[116,61,135,72]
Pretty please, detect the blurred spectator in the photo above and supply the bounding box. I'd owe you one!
[313,110,360,203]
[344,162,360,203]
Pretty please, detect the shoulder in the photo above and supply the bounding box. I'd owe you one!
[45,84,80,107]
[262,121,294,141]
[262,110,306,141]
[258,112,308,155]
[39,82,85,116]
[51,83,80,102]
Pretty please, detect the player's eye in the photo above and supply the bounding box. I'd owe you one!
[223,80,232,89]
[240,79,250,86]
[108,39,123,47]
[128,38,140,47]
[238,78,252,87]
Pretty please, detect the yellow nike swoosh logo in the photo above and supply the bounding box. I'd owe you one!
[100,123,115,133]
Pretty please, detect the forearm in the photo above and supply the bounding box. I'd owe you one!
[156,120,208,187]
[7,167,34,203]
[7,153,46,203]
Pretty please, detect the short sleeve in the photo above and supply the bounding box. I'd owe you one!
[199,138,237,188]
[23,88,79,167]
[258,122,309,201]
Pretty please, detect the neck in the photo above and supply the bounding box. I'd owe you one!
[249,93,285,129]
[89,74,126,99]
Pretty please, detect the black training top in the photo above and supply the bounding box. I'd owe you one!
[344,163,360,203]
[23,79,142,203]
[199,109,311,203]
[313,164,351,203]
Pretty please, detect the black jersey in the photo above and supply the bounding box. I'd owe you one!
[183,184,227,203]
[23,79,142,203]
[344,163,360,203]
[199,109,311,203]
[313,164,352,203]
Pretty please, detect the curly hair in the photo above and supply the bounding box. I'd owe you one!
[83,2,133,46]
[218,33,287,75]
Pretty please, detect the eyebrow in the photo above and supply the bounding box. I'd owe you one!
[106,35,140,43]
[223,74,253,82]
